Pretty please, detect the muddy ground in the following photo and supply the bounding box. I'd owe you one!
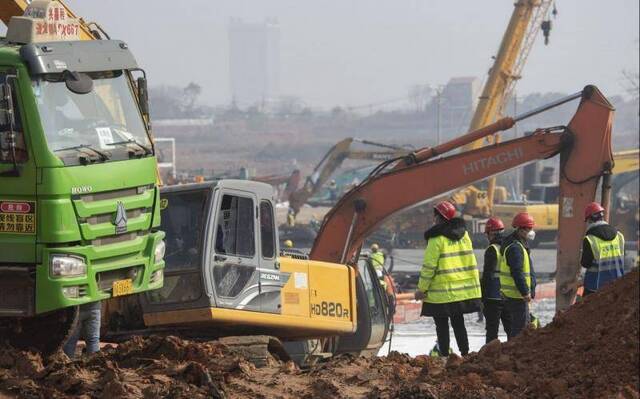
[0,270,638,399]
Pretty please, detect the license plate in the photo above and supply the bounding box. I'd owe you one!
[112,279,133,297]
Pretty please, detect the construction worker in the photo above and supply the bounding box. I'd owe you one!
[415,201,482,357]
[286,207,295,227]
[63,301,102,358]
[481,217,512,343]
[499,212,537,339]
[581,202,625,295]
[329,179,338,201]
[284,239,294,249]
[370,243,385,272]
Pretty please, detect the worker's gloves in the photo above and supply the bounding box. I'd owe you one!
[414,290,426,300]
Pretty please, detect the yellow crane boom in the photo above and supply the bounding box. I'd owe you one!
[463,0,553,210]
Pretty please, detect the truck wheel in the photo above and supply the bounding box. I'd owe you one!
[0,306,79,355]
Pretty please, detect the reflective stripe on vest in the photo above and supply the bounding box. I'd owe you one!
[499,241,531,299]
[584,232,625,291]
[420,231,481,304]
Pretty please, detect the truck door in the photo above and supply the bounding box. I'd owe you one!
[211,191,261,311]
[257,199,283,313]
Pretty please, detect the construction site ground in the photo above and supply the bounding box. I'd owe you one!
[0,270,637,399]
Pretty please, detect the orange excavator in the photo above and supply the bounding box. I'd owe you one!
[310,85,614,313]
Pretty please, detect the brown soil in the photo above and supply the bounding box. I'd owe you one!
[1,270,638,399]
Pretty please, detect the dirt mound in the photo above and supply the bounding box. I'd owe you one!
[0,270,637,398]
[458,268,640,398]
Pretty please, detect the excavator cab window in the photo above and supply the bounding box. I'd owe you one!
[215,195,255,258]
[260,201,275,259]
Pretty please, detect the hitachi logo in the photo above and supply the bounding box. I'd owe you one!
[463,147,524,175]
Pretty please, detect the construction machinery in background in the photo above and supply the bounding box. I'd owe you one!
[103,86,614,365]
[376,0,557,247]
[280,138,411,248]
[0,0,164,353]
[288,138,411,218]
[460,0,555,212]
[310,85,614,312]
[493,148,639,247]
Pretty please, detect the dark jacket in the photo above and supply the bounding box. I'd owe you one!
[481,234,503,300]
[501,232,536,298]
[580,222,620,269]
[423,217,466,242]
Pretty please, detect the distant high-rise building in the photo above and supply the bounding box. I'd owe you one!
[228,18,280,108]
[441,76,481,139]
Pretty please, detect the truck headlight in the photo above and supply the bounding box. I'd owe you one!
[50,255,87,278]
[154,240,166,263]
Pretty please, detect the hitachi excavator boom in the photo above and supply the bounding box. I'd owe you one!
[309,85,614,312]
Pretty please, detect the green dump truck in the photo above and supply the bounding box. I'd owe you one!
[0,1,164,352]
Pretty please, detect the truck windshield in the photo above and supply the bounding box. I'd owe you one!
[32,71,151,161]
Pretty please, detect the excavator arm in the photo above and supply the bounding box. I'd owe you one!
[310,86,614,311]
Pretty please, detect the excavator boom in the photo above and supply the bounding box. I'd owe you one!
[310,86,614,311]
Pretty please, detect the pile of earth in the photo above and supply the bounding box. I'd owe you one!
[0,270,637,399]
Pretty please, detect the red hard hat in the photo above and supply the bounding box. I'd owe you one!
[584,202,605,221]
[512,212,535,229]
[485,217,505,233]
[434,201,456,220]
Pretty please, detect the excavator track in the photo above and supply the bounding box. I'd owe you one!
[0,306,79,355]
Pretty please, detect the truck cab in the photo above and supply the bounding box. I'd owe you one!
[0,1,164,350]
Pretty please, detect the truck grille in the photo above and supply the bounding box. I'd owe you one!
[73,185,155,247]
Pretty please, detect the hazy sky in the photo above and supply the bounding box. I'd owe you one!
[41,1,640,107]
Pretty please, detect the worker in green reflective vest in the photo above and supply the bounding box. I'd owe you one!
[370,243,385,272]
[499,212,537,339]
[415,201,482,356]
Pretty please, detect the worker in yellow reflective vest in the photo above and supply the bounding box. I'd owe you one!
[581,202,626,295]
[370,243,385,272]
[499,212,537,339]
[481,217,512,343]
[414,201,482,356]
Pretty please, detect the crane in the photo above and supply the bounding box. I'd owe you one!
[463,0,555,211]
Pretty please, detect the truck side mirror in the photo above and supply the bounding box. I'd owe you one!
[137,76,150,119]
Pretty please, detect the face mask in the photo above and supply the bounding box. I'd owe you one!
[526,230,536,241]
